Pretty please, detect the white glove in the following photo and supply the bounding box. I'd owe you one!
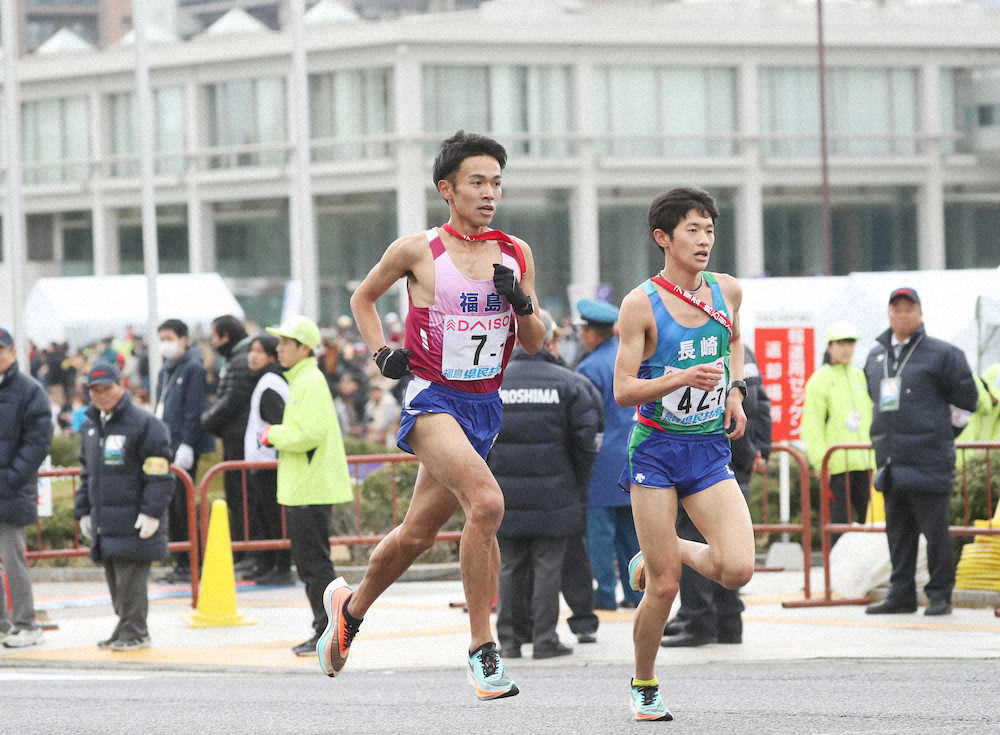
[79,515,92,540]
[173,443,195,471]
[135,513,160,540]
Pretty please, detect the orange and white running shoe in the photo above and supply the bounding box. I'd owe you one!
[317,577,361,677]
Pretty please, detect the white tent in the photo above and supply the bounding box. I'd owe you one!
[26,273,244,348]
[978,290,1000,369]
[741,267,1000,372]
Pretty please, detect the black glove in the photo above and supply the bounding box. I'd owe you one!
[492,263,533,316]
[374,346,412,379]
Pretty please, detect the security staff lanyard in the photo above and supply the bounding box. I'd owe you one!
[879,335,923,413]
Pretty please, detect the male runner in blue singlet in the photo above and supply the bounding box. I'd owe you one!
[614,188,755,721]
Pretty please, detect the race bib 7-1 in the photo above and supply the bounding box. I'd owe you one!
[441,313,511,381]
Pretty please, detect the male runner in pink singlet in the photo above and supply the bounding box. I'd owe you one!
[317,131,545,700]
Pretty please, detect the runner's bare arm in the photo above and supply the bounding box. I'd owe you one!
[613,289,723,407]
[717,273,747,439]
[350,234,426,354]
[511,238,545,354]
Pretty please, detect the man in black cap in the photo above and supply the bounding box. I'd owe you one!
[863,287,978,616]
[0,327,52,648]
[75,360,174,650]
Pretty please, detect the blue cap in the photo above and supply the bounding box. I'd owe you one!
[575,299,619,326]
[0,327,12,348]
[87,360,121,387]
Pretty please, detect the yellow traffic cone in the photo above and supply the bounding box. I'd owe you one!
[181,499,256,628]
[866,485,886,524]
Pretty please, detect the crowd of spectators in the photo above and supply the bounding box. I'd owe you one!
[25,312,424,449]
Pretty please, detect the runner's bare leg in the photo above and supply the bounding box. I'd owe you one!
[629,484,681,681]
[677,479,755,590]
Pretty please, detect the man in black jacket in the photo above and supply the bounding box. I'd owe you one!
[154,318,213,583]
[661,344,772,647]
[864,288,978,617]
[489,312,603,660]
[0,327,53,649]
[74,361,174,651]
[201,314,256,567]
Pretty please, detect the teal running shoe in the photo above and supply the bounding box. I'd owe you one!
[630,681,673,721]
[628,551,646,592]
[467,642,519,700]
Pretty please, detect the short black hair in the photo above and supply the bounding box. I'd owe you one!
[252,332,279,360]
[211,314,247,344]
[157,318,189,339]
[432,130,507,187]
[648,187,719,244]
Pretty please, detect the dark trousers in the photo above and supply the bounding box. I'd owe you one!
[884,489,954,605]
[103,558,152,641]
[497,535,566,650]
[561,531,599,636]
[673,469,751,638]
[167,454,198,570]
[829,470,871,529]
[248,470,291,572]
[286,504,336,636]
[222,439,247,544]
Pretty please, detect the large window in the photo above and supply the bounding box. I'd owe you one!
[118,206,189,274]
[598,190,736,304]
[940,68,975,154]
[317,192,397,322]
[310,68,394,161]
[206,77,286,168]
[759,67,918,156]
[763,187,918,276]
[108,87,187,176]
[423,65,573,157]
[945,192,1000,268]
[22,96,89,183]
[592,67,737,157]
[62,211,94,276]
[214,199,290,324]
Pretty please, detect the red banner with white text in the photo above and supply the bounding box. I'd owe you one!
[755,327,815,442]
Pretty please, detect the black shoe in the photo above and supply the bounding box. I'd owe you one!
[233,558,257,574]
[157,567,190,585]
[663,616,688,637]
[865,599,917,615]
[532,642,573,659]
[717,631,742,644]
[618,599,638,609]
[660,630,716,648]
[97,636,117,650]
[576,633,597,644]
[924,600,952,616]
[292,634,320,656]
[255,568,295,586]
[500,645,521,659]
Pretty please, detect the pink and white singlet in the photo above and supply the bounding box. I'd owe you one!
[404,228,523,394]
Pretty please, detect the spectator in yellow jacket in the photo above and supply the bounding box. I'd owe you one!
[955,363,1000,466]
[258,315,352,657]
[802,321,876,528]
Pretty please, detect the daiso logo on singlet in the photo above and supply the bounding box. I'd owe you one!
[444,315,511,332]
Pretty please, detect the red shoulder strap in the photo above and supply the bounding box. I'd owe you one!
[500,240,527,279]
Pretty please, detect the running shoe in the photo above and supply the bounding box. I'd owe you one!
[467,642,519,700]
[317,577,361,677]
[628,551,646,592]
[630,682,673,722]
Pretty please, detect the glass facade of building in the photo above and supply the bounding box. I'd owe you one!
[310,68,394,161]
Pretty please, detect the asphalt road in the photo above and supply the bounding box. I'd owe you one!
[3,658,998,734]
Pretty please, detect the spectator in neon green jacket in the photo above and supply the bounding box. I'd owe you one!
[955,363,1000,466]
[802,321,876,528]
[260,315,351,657]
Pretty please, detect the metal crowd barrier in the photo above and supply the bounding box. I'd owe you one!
[750,443,813,600]
[196,453,463,556]
[783,441,1000,609]
[27,465,201,607]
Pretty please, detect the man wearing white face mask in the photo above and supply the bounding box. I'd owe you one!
[153,319,213,584]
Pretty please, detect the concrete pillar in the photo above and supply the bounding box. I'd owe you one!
[91,200,119,275]
[571,60,599,297]
[738,60,765,277]
[394,45,427,316]
[918,62,946,270]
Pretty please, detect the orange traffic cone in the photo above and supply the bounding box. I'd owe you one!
[181,499,256,628]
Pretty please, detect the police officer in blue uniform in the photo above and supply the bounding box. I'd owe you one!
[575,299,643,609]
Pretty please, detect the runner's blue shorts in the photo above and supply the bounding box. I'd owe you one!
[618,425,735,498]
[397,377,503,460]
